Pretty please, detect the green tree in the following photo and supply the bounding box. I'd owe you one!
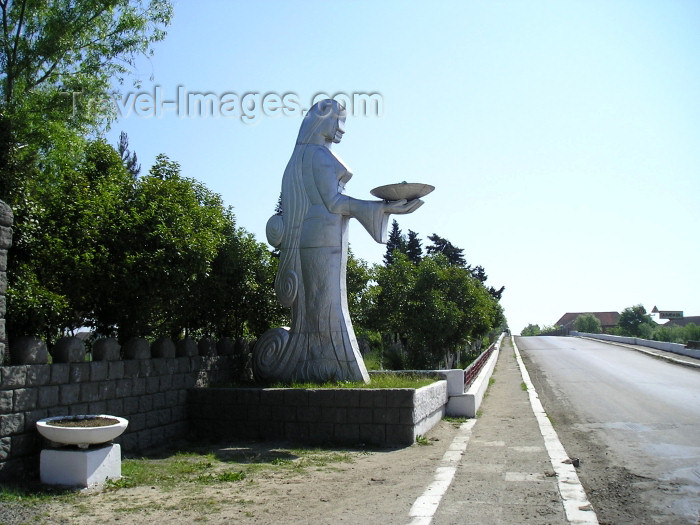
[371,252,504,369]
[426,233,466,267]
[403,254,502,368]
[0,0,173,202]
[346,248,374,326]
[383,219,405,266]
[1,0,173,342]
[539,325,561,335]
[521,324,540,336]
[372,252,415,337]
[7,138,286,344]
[405,229,422,264]
[96,155,230,340]
[192,225,284,340]
[6,139,134,341]
[424,233,504,301]
[117,131,140,178]
[471,265,487,283]
[488,285,505,301]
[617,305,655,337]
[684,323,700,343]
[573,313,602,333]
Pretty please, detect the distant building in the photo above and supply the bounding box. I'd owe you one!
[663,315,700,327]
[555,312,620,334]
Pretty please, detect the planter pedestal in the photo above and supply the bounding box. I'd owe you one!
[40,444,121,488]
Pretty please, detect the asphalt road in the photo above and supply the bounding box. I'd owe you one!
[517,335,700,525]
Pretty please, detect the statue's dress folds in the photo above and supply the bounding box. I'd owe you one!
[255,101,389,383]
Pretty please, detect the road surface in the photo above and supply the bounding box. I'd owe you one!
[517,335,700,525]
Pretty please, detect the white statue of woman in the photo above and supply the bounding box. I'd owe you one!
[255,99,423,384]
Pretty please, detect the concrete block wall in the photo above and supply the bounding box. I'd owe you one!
[188,380,448,447]
[0,354,238,480]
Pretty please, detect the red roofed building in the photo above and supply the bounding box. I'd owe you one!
[555,312,620,334]
[663,315,700,327]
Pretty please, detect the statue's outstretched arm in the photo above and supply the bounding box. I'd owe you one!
[312,149,422,243]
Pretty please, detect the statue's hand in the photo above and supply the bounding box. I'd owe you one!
[383,198,424,215]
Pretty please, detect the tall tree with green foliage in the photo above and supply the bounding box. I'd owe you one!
[345,248,375,329]
[372,252,416,345]
[117,131,140,178]
[403,254,503,368]
[190,225,284,340]
[0,0,173,202]
[426,233,467,267]
[383,219,406,266]
[96,154,233,340]
[370,251,504,369]
[1,2,288,347]
[1,0,173,342]
[405,229,422,264]
[6,141,286,343]
[617,305,655,338]
[424,232,504,300]
[6,139,134,341]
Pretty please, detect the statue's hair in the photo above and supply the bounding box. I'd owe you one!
[276,99,344,310]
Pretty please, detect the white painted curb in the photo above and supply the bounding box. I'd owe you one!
[512,336,599,525]
[406,420,477,525]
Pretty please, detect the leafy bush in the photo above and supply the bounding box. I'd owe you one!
[521,324,540,336]
[651,323,699,344]
[573,313,602,333]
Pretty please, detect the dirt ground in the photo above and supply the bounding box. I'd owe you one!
[5,339,693,525]
[2,420,462,525]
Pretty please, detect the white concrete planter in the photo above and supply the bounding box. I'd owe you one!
[36,415,128,449]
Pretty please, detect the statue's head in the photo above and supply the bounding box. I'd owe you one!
[297,99,346,146]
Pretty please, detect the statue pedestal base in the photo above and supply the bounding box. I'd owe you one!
[40,444,121,488]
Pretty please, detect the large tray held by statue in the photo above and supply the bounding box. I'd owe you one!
[370,182,434,201]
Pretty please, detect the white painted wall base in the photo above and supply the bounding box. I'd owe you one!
[571,331,700,359]
[414,405,446,440]
[446,345,500,418]
[442,369,466,395]
[40,444,121,488]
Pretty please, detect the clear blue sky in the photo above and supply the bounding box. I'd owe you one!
[105,0,700,334]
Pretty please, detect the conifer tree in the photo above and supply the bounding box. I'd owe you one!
[383,219,406,266]
[117,132,141,178]
[405,230,423,264]
[426,234,466,267]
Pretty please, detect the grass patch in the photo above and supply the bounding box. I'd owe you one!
[272,373,436,390]
[362,349,382,370]
[286,449,352,470]
[443,416,469,428]
[0,483,77,505]
[521,382,528,391]
[481,376,496,400]
[195,470,246,484]
[107,451,233,490]
[3,444,359,508]
[443,416,468,424]
[415,435,431,446]
[105,444,356,492]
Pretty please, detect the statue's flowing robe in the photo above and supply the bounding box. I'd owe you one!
[255,112,388,383]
